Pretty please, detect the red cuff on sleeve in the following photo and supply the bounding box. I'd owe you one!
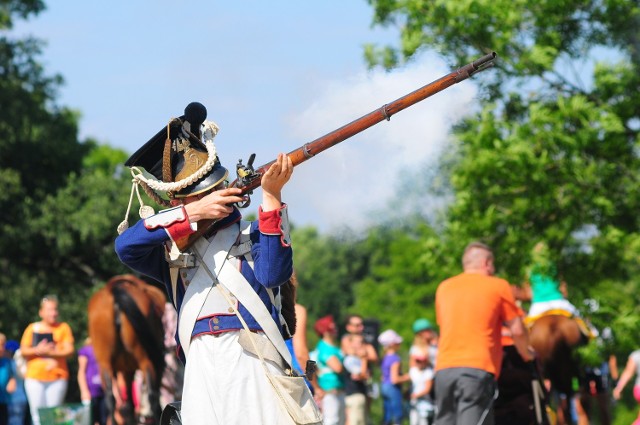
[166,218,195,242]
[143,206,195,242]
[258,205,283,235]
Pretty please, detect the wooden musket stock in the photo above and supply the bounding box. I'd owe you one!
[175,51,497,251]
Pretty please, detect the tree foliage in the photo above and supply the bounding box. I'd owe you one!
[4,2,640,420]
[0,2,132,340]
[291,226,369,326]
[351,220,449,342]
[362,0,640,369]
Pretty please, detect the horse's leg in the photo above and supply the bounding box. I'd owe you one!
[114,372,135,425]
[101,371,116,425]
[548,389,576,425]
[532,317,578,425]
[148,371,162,424]
[555,325,582,425]
[146,367,162,425]
[557,383,577,425]
[136,368,151,424]
[135,360,161,424]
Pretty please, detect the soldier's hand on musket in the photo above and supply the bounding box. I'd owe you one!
[183,187,245,222]
[261,153,293,212]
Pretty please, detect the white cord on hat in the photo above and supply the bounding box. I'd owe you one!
[117,180,155,234]
[116,120,220,235]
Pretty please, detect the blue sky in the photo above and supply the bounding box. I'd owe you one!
[14,2,483,231]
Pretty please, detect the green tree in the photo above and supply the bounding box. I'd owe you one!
[352,219,449,343]
[362,5,640,422]
[291,225,369,327]
[364,0,640,342]
[0,1,133,341]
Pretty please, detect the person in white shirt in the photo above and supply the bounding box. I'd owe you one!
[409,353,434,425]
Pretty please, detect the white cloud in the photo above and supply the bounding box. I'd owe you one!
[282,53,479,231]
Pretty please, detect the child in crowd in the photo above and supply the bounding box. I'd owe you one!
[378,329,410,425]
[343,333,368,380]
[409,353,434,425]
[409,319,438,370]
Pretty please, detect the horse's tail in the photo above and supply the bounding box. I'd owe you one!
[111,280,165,376]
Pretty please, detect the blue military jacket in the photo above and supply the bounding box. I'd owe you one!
[114,206,293,361]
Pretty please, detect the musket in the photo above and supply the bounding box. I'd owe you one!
[175,51,497,251]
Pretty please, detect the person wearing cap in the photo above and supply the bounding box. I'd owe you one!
[378,329,410,425]
[409,318,438,370]
[114,103,297,425]
[312,315,345,425]
[434,242,533,425]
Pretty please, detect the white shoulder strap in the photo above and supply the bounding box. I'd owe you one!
[177,225,239,357]
[214,255,293,368]
[189,242,293,368]
[230,221,290,338]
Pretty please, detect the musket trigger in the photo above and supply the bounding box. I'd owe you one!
[237,196,251,209]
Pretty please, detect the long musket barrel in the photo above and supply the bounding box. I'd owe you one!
[175,51,497,251]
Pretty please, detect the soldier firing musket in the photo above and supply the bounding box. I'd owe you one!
[113,51,496,425]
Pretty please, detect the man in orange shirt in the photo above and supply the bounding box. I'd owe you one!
[434,242,533,425]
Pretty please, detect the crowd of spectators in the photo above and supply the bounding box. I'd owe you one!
[4,241,638,425]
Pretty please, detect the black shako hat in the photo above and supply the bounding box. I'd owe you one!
[125,102,228,199]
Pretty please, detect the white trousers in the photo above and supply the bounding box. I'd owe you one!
[321,391,345,425]
[24,378,67,425]
[181,331,294,425]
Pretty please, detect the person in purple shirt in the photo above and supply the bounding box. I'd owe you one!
[378,330,410,425]
[77,339,105,425]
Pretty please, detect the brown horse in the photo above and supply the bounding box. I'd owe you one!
[529,314,584,425]
[88,274,167,425]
